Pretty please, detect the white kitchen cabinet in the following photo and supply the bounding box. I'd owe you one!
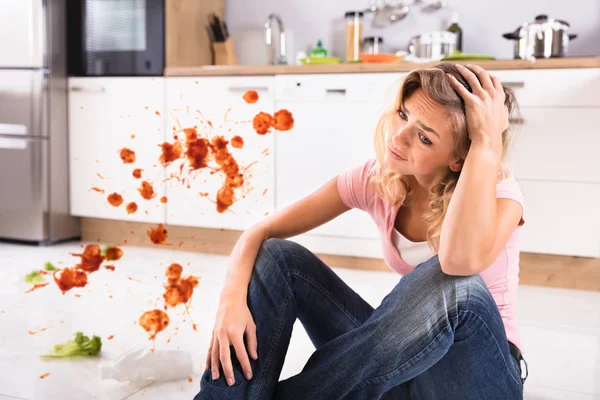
[274,73,404,241]
[165,76,275,230]
[68,77,166,223]
[510,108,600,183]
[492,68,600,107]
[518,180,600,257]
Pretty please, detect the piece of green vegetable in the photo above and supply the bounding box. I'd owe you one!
[25,270,45,284]
[44,262,57,271]
[41,332,102,358]
[101,245,111,257]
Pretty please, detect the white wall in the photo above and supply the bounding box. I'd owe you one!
[225,0,600,61]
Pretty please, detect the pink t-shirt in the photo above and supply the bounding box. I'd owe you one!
[337,158,525,352]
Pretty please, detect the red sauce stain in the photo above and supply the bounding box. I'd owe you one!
[105,246,123,261]
[188,377,193,383]
[253,112,273,135]
[192,323,198,332]
[131,134,136,139]
[159,142,184,166]
[71,244,105,273]
[126,202,138,214]
[262,188,268,196]
[107,335,115,340]
[160,196,168,204]
[243,90,259,104]
[183,127,198,143]
[139,309,170,340]
[155,111,161,117]
[211,136,244,213]
[273,109,294,131]
[28,327,49,335]
[53,268,88,294]
[163,263,199,308]
[132,168,143,179]
[97,173,104,180]
[120,148,136,164]
[105,265,115,271]
[138,181,156,200]
[90,187,105,194]
[107,193,124,207]
[73,294,81,298]
[178,241,184,248]
[231,136,244,149]
[25,283,49,294]
[40,373,50,379]
[186,137,211,170]
[147,224,168,245]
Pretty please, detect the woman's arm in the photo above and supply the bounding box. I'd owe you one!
[440,64,522,275]
[220,176,350,301]
[438,145,521,276]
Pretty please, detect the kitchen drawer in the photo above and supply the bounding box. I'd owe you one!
[518,180,600,257]
[493,68,600,107]
[509,108,600,183]
[275,73,404,104]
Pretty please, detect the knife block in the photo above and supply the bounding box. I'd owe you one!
[213,38,238,66]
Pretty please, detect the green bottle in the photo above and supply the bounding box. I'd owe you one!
[311,40,328,58]
[448,13,463,52]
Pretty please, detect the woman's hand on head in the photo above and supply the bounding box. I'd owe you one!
[447,64,509,155]
[205,297,258,386]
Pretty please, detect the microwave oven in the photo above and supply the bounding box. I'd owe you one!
[67,0,164,76]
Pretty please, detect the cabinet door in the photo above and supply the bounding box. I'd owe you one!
[510,108,600,183]
[275,100,383,240]
[518,180,600,257]
[165,77,275,230]
[68,77,166,223]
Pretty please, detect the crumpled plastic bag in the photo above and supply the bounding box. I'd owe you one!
[100,348,193,383]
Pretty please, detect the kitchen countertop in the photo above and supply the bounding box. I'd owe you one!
[165,56,600,77]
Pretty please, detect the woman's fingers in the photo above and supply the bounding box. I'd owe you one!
[231,336,253,380]
[447,73,473,102]
[219,337,235,386]
[490,73,503,92]
[464,64,495,94]
[246,322,258,360]
[205,331,214,371]
[211,334,220,380]
[454,64,485,97]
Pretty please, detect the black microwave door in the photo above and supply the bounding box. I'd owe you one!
[68,0,164,76]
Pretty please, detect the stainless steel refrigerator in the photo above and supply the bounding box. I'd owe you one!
[0,0,80,243]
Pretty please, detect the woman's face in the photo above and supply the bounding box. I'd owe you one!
[385,88,463,190]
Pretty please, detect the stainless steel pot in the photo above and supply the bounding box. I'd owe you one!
[503,14,578,59]
[408,31,456,59]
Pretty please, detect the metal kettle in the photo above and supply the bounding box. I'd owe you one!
[502,14,578,59]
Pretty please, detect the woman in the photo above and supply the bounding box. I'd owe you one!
[195,63,529,399]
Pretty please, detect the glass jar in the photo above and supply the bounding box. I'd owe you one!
[345,11,364,62]
[363,36,384,54]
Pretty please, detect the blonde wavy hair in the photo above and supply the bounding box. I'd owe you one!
[370,63,519,252]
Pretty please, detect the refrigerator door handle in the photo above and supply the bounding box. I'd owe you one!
[31,70,49,137]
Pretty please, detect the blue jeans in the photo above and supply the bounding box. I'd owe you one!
[196,238,525,399]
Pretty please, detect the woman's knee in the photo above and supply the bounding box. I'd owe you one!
[252,238,306,283]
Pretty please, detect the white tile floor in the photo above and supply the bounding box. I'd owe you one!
[0,241,599,400]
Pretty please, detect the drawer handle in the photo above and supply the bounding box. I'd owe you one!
[70,86,106,93]
[509,117,525,124]
[325,89,346,95]
[227,86,269,93]
[503,81,525,89]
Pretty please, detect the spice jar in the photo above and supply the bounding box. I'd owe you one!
[363,36,384,54]
[345,11,364,62]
